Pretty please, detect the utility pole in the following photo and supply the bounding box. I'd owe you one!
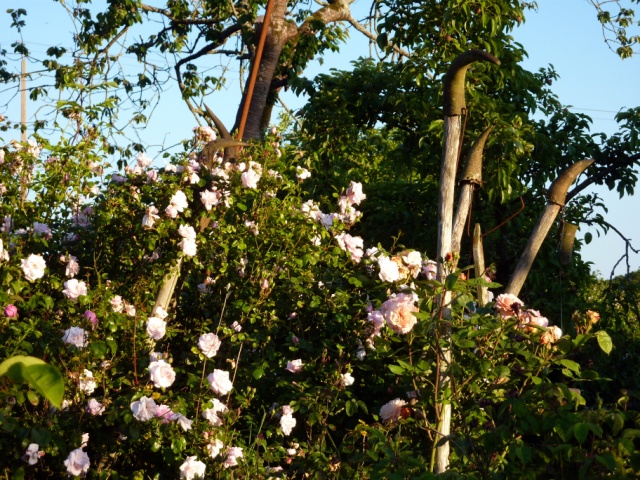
[20,56,28,204]
[21,56,27,141]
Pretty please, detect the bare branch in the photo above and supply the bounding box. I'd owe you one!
[584,217,639,278]
[140,4,222,25]
[344,14,412,60]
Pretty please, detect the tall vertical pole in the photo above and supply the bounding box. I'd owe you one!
[21,57,27,141]
[20,57,28,204]
[434,50,499,474]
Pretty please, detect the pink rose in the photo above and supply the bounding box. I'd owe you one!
[379,398,408,422]
[286,359,303,373]
[494,293,524,319]
[155,404,175,423]
[4,304,17,317]
[380,293,419,335]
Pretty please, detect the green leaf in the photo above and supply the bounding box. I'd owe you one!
[557,358,581,373]
[595,330,613,354]
[91,340,108,358]
[584,232,593,244]
[345,399,357,417]
[574,422,589,444]
[388,365,405,375]
[0,355,65,409]
[454,339,476,349]
[252,368,264,380]
[445,273,458,290]
[612,412,625,436]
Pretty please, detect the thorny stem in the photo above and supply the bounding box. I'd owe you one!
[195,356,209,425]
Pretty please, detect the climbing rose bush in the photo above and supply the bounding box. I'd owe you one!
[0,132,621,479]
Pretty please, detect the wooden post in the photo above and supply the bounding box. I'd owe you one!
[505,159,594,296]
[434,50,499,474]
[473,224,489,307]
[451,126,493,258]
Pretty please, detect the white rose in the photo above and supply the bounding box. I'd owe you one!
[62,279,88,300]
[198,333,221,358]
[21,254,46,282]
[280,412,296,436]
[174,413,193,431]
[62,326,87,349]
[377,255,401,282]
[146,317,167,340]
[148,360,176,389]
[222,447,243,468]
[207,369,233,395]
[86,398,105,415]
[78,369,96,394]
[130,396,157,421]
[340,372,355,387]
[179,456,206,480]
[241,169,260,189]
[206,439,224,458]
[64,448,90,476]
[179,238,197,256]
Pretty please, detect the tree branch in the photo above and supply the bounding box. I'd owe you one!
[140,4,223,25]
[344,14,412,60]
[584,217,639,278]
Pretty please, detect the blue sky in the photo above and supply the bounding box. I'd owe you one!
[1,0,638,277]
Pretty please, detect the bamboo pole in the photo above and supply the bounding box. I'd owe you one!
[505,159,594,296]
[434,50,499,474]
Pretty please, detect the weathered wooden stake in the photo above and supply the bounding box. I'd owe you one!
[505,159,594,296]
[473,223,489,307]
[452,125,493,258]
[435,50,499,474]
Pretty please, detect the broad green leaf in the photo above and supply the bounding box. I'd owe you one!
[595,330,613,354]
[574,422,589,444]
[557,358,581,373]
[388,365,405,375]
[0,355,64,409]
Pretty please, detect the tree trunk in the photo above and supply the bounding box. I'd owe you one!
[233,0,295,140]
